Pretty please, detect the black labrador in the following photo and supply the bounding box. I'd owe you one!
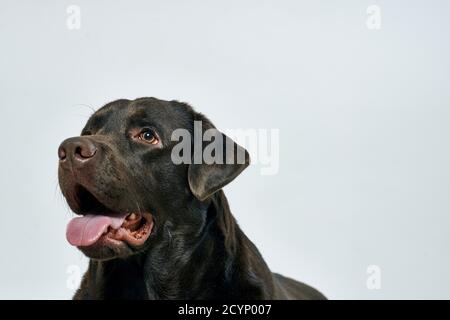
[58,97,326,300]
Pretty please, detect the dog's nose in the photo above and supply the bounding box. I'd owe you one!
[58,137,98,165]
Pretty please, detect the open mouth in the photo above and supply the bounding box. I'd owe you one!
[66,185,154,248]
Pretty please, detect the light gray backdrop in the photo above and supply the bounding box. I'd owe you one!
[0,0,449,299]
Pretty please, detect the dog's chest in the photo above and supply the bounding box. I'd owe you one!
[99,262,149,299]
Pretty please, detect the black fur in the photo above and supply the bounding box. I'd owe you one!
[58,97,326,300]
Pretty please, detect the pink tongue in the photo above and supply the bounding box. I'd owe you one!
[66,213,128,246]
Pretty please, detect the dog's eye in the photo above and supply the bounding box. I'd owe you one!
[138,129,158,144]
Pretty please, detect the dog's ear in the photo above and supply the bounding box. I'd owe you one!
[188,129,250,201]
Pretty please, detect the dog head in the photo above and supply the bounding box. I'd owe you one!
[58,98,249,260]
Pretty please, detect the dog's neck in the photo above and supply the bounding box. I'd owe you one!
[75,191,274,299]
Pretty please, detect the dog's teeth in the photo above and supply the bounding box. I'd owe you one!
[129,213,137,220]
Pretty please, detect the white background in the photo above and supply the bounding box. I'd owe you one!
[0,0,449,299]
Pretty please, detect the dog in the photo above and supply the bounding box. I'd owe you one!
[58,97,326,299]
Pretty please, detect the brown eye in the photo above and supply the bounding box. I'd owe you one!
[139,128,158,144]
